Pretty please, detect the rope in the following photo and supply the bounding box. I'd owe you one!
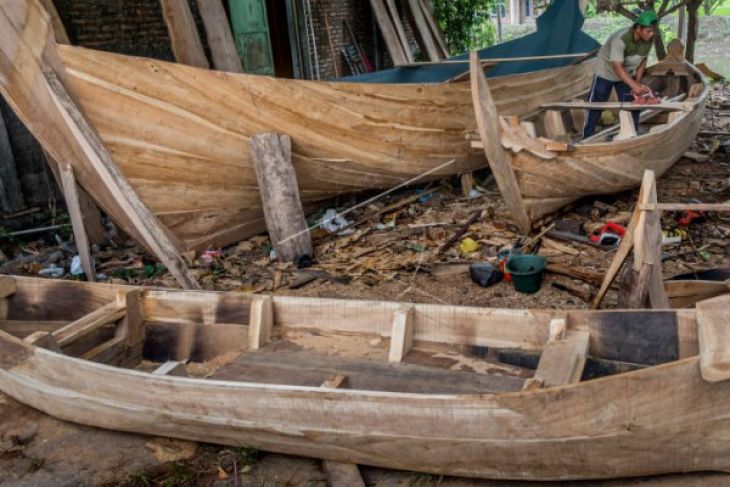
[276,158,458,246]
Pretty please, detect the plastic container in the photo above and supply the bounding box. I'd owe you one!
[506,254,547,294]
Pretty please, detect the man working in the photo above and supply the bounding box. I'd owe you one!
[582,10,658,139]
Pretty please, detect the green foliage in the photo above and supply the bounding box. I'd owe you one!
[432,0,496,53]
[703,0,725,14]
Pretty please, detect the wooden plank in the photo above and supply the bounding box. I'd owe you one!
[698,295,730,382]
[159,0,209,69]
[197,0,243,73]
[533,330,590,387]
[248,296,273,351]
[385,0,414,63]
[470,51,531,233]
[81,335,126,364]
[644,203,730,212]
[24,331,62,353]
[153,361,189,377]
[42,71,200,290]
[460,173,474,197]
[541,101,692,112]
[388,305,414,363]
[38,0,70,43]
[616,110,637,141]
[405,0,441,62]
[0,320,68,338]
[418,0,448,57]
[59,163,96,282]
[51,301,126,348]
[543,110,566,138]
[404,50,598,67]
[369,0,409,65]
[249,133,312,262]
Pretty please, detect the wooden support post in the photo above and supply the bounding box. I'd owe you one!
[117,290,145,364]
[470,51,532,233]
[248,296,273,351]
[320,374,366,487]
[460,173,474,197]
[153,361,189,377]
[159,0,209,69]
[520,121,537,138]
[249,133,313,262]
[543,110,566,139]
[197,0,243,73]
[59,162,96,282]
[0,277,16,320]
[616,111,637,140]
[388,305,414,363]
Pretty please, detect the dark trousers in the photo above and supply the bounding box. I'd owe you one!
[582,75,641,139]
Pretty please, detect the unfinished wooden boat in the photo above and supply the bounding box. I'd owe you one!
[471,41,710,232]
[0,0,594,258]
[2,274,730,480]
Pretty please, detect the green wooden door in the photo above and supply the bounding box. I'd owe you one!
[229,0,275,75]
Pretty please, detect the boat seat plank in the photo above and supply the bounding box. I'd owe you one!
[51,300,126,348]
[533,330,590,387]
[213,341,525,394]
[152,361,189,377]
[540,101,692,112]
[698,295,730,382]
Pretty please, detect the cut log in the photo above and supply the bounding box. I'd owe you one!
[249,133,313,262]
[197,0,243,73]
[470,52,531,233]
[59,163,96,282]
[159,0,209,68]
[388,305,414,363]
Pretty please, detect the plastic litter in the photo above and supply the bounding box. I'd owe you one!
[201,248,223,263]
[70,255,84,276]
[467,189,481,199]
[459,237,479,255]
[319,209,354,235]
[469,263,504,288]
[38,263,64,278]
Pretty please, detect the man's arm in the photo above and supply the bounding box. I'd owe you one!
[611,60,646,94]
[635,57,648,84]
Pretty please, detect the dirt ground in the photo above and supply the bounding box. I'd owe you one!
[1,84,729,486]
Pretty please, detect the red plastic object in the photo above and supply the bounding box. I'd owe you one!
[679,210,702,226]
[589,222,626,245]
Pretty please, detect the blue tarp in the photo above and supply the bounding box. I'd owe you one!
[344,0,599,84]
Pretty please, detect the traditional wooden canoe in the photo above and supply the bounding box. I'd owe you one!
[0,0,594,257]
[471,42,709,232]
[2,275,730,480]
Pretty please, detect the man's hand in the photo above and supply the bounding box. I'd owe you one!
[631,83,650,96]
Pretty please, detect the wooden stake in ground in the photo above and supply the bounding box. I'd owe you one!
[249,133,313,262]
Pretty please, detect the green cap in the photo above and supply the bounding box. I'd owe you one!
[636,10,658,27]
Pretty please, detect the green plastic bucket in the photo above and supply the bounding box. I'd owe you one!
[506,254,547,294]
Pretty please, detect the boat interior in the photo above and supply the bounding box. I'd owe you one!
[516,57,707,145]
[0,276,702,393]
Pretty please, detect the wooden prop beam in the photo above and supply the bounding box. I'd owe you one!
[540,101,691,112]
[159,0,210,69]
[44,72,201,290]
[470,51,531,233]
[249,133,313,262]
[643,203,730,212]
[0,106,25,214]
[405,0,441,62]
[369,0,409,65]
[419,0,448,57]
[59,163,96,282]
[385,0,414,63]
[196,0,243,73]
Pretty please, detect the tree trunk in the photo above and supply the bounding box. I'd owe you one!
[686,0,701,63]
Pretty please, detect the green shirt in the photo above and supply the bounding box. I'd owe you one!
[595,28,653,82]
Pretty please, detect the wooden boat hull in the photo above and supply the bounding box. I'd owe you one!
[3,276,730,480]
[54,46,593,250]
